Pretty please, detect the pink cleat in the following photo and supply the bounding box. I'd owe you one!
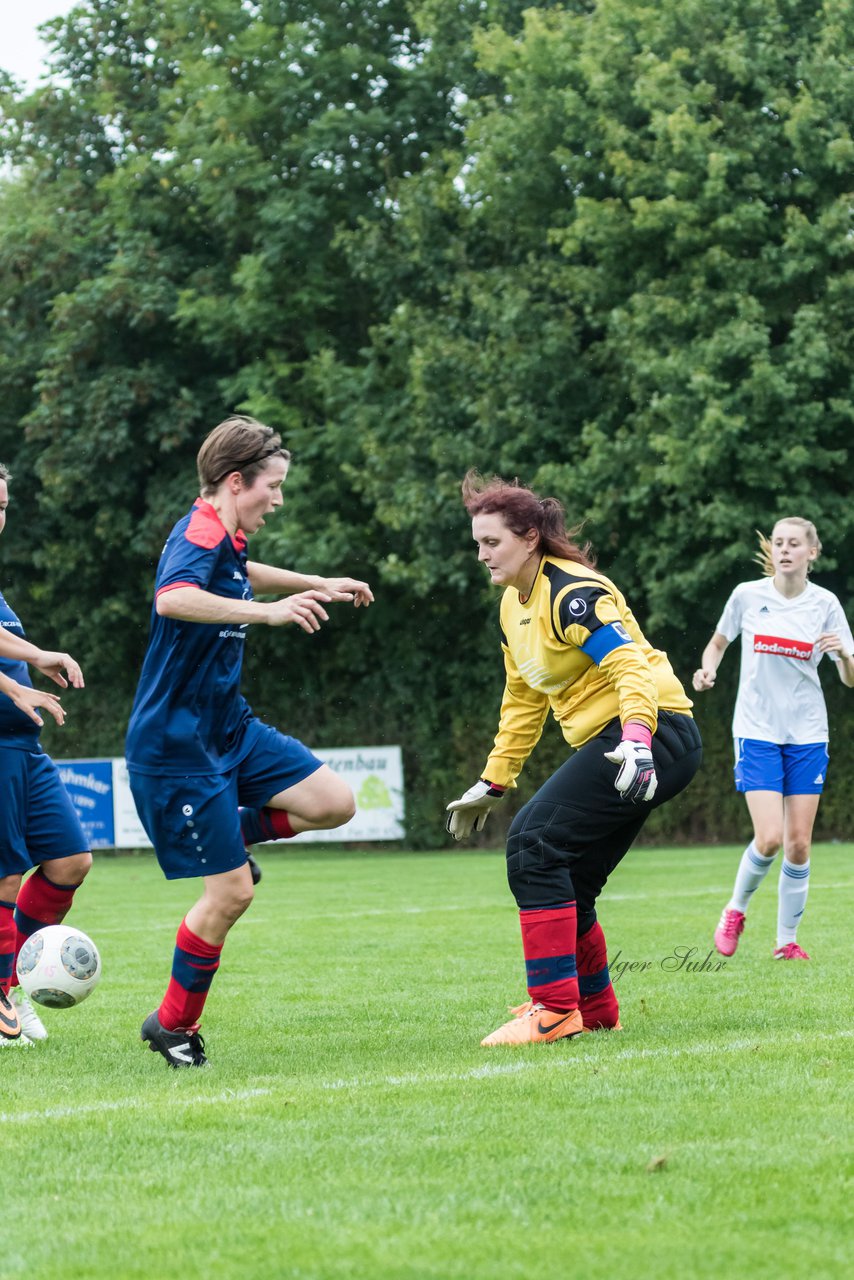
[773,943,810,960]
[714,908,745,956]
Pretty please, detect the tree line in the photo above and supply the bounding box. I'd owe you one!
[1,0,852,845]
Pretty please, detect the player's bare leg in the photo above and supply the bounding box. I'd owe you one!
[185,863,255,947]
[143,865,255,1068]
[239,765,356,880]
[267,764,356,833]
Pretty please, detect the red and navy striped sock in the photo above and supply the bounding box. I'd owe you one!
[0,900,16,997]
[519,902,579,1013]
[12,867,79,982]
[577,920,620,1029]
[239,806,295,845]
[158,919,223,1032]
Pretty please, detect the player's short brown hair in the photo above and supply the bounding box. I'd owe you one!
[197,416,290,496]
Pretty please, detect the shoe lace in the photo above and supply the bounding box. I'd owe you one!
[175,1024,207,1062]
[720,910,743,937]
[509,1000,538,1019]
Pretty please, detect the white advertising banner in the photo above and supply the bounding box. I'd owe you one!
[289,745,405,843]
[57,747,405,848]
[111,757,153,849]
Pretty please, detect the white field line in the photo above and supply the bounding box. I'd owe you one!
[90,880,853,933]
[4,1030,851,1124]
[322,1028,854,1091]
[0,1087,271,1125]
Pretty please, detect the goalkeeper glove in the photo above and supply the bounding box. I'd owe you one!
[604,723,658,803]
[445,779,506,840]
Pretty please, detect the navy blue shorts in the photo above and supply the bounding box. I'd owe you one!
[0,747,89,877]
[733,738,828,796]
[128,721,322,880]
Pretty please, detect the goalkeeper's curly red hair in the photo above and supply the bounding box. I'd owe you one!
[461,469,595,569]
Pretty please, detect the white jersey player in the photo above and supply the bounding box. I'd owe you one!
[693,518,854,961]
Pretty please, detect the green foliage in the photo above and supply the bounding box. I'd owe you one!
[1,1,853,843]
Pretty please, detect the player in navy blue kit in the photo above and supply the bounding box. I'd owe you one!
[127,416,373,1067]
[0,462,92,1047]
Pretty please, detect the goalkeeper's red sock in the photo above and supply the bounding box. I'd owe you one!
[239,806,296,845]
[519,902,579,1013]
[0,901,16,997]
[158,919,223,1032]
[577,920,621,1029]
[12,867,79,982]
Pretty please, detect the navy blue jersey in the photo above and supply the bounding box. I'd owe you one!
[0,590,41,750]
[125,500,258,776]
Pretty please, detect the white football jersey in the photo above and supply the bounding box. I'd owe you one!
[717,578,853,744]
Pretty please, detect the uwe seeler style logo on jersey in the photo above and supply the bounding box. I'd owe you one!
[754,634,813,660]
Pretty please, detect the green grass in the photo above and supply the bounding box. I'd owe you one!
[3,844,852,1280]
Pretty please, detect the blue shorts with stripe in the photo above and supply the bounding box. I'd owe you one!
[129,720,323,880]
[0,746,89,877]
[733,738,829,796]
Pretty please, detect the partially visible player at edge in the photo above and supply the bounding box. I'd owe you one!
[126,416,373,1068]
[0,462,91,1048]
[693,518,853,961]
[446,472,702,1046]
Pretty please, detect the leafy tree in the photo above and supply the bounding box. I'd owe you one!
[321,0,854,837]
[1,0,852,843]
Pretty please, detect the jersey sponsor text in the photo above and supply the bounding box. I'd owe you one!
[754,634,813,661]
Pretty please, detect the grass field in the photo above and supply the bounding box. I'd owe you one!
[3,842,851,1280]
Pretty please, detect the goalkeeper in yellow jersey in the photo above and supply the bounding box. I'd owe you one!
[446,471,702,1046]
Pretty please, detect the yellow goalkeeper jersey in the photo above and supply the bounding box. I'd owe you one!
[482,556,693,788]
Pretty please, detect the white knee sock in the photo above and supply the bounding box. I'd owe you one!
[777,858,810,946]
[729,840,775,913]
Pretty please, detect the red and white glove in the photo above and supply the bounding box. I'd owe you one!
[604,722,657,803]
[445,779,506,840]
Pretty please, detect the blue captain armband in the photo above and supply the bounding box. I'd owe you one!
[580,621,633,664]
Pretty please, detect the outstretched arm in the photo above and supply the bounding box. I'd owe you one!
[0,630,84,689]
[247,562,373,606]
[692,632,730,691]
[0,672,66,726]
[156,585,335,634]
[446,653,547,842]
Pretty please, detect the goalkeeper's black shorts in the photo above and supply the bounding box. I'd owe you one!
[505,711,702,923]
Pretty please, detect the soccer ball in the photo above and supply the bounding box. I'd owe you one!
[17,925,102,1008]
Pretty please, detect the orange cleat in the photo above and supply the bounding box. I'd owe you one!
[509,998,621,1033]
[480,1001,583,1047]
[0,989,27,1045]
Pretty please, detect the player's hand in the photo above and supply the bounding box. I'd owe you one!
[816,632,851,659]
[266,591,332,633]
[692,667,716,691]
[445,779,506,840]
[32,650,84,689]
[320,577,374,608]
[5,682,65,727]
[604,741,658,803]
